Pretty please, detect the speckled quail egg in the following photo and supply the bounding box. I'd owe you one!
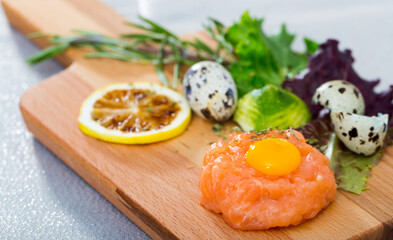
[330,112,388,156]
[313,80,365,114]
[183,61,237,122]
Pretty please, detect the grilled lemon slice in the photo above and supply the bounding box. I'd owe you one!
[78,82,191,144]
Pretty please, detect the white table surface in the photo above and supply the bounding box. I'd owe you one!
[1,0,392,239]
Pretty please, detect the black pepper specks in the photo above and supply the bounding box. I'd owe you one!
[342,132,347,137]
[370,127,374,131]
[196,83,201,88]
[360,140,365,145]
[338,88,346,94]
[208,93,215,99]
[328,85,333,88]
[353,109,357,114]
[383,123,387,132]
[325,100,329,106]
[201,67,207,74]
[317,94,321,99]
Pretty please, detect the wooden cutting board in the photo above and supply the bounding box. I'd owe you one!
[3,0,393,239]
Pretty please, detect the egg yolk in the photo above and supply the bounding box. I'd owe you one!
[246,138,301,176]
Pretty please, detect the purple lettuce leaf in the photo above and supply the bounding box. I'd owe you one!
[283,39,393,127]
[296,114,333,152]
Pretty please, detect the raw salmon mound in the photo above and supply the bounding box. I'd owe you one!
[199,130,337,230]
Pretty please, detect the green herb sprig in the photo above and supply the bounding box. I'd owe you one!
[27,16,229,89]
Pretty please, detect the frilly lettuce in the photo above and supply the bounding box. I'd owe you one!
[226,11,318,97]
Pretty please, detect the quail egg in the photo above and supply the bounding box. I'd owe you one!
[331,112,388,156]
[313,80,365,114]
[183,61,237,122]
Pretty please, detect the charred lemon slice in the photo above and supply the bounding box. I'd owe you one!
[78,82,191,144]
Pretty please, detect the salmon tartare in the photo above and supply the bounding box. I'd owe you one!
[199,129,337,230]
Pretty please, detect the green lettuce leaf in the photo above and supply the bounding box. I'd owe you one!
[235,84,311,131]
[328,136,383,194]
[225,12,318,96]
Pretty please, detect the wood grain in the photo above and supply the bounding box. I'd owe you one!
[3,0,393,239]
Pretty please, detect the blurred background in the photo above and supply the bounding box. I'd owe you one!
[1,0,392,239]
[136,0,393,90]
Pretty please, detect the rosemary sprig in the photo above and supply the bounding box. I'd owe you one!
[172,63,180,89]
[27,16,231,89]
[27,43,70,65]
[203,17,235,62]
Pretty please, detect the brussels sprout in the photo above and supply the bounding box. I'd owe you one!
[234,85,311,131]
